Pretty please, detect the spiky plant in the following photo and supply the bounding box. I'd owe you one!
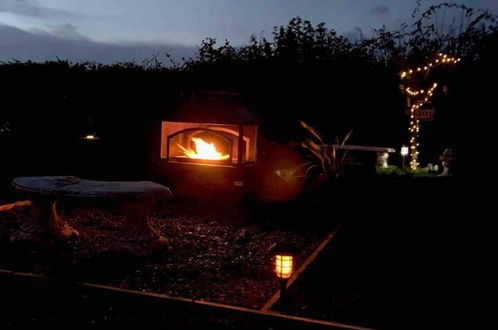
[300,120,353,181]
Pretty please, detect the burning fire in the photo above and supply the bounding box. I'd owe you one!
[178,137,230,160]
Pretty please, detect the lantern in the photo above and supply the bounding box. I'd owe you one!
[273,247,295,305]
[274,254,293,279]
[81,134,100,141]
[81,115,100,141]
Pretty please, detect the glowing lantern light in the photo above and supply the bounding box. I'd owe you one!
[81,134,99,141]
[401,145,409,168]
[273,248,295,304]
[178,137,230,160]
[275,254,293,279]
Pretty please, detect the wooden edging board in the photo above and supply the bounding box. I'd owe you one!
[0,267,370,330]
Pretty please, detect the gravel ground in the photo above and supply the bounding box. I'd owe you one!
[0,201,324,309]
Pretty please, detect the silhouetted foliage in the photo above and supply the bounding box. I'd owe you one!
[0,1,496,199]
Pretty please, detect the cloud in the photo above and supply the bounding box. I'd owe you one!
[0,24,197,65]
[0,0,79,19]
[369,5,391,17]
[30,23,87,40]
[480,0,498,13]
[342,29,360,42]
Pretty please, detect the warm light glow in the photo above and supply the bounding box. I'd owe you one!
[399,53,459,169]
[275,255,293,279]
[178,137,230,160]
[81,134,99,140]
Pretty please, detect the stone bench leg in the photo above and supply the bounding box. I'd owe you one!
[117,199,167,253]
[11,197,79,242]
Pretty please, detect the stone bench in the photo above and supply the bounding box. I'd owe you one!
[11,176,172,252]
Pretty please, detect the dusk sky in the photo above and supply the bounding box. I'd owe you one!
[1,0,497,63]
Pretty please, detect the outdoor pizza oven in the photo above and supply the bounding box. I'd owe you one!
[159,91,262,198]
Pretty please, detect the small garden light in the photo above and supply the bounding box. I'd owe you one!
[401,145,409,168]
[275,254,293,279]
[274,246,296,305]
[81,115,100,141]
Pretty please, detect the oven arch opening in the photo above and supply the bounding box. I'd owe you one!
[167,127,241,164]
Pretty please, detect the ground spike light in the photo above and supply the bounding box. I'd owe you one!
[400,53,459,169]
[401,145,409,168]
[274,245,295,305]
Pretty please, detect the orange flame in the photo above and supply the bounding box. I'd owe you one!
[178,137,230,160]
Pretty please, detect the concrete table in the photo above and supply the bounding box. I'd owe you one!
[11,176,172,251]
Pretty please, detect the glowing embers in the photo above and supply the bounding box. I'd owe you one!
[274,254,293,279]
[178,137,230,161]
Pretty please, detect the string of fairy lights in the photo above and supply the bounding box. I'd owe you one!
[400,53,460,169]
